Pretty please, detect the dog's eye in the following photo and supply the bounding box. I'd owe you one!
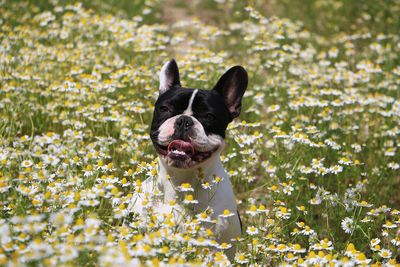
[206,113,216,121]
[159,105,170,113]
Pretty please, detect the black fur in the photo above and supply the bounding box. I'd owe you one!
[150,87,231,143]
[150,60,248,152]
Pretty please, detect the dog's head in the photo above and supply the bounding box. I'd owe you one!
[150,59,248,169]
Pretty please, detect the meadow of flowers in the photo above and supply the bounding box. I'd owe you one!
[1,0,400,266]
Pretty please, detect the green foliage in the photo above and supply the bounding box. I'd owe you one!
[0,0,399,266]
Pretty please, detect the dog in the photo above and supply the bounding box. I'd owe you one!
[131,59,248,259]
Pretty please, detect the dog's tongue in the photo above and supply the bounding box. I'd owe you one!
[168,140,194,156]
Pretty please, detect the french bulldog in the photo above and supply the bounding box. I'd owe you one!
[131,59,248,259]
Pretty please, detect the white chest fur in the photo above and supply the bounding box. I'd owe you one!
[130,156,242,257]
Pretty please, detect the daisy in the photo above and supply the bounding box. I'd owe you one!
[341,217,354,234]
[217,242,232,250]
[370,238,381,247]
[382,221,396,228]
[177,183,194,192]
[219,209,234,219]
[379,248,392,259]
[234,252,249,264]
[246,226,259,235]
[183,194,198,204]
[390,237,400,246]
[21,160,33,168]
[246,205,258,216]
[201,182,212,190]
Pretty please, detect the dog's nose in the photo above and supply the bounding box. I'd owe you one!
[175,115,194,131]
[174,116,194,141]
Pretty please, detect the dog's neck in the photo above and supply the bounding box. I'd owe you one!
[156,153,226,202]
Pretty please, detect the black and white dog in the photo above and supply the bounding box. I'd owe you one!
[132,59,247,258]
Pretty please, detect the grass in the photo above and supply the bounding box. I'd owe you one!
[0,0,399,266]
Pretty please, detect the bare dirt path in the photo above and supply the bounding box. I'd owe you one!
[161,0,192,24]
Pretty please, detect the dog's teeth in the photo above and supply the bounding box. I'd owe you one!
[172,149,186,155]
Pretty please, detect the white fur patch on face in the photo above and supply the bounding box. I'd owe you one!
[183,89,198,116]
[189,116,223,152]
[157,115,180,146]
[157,112,223,154]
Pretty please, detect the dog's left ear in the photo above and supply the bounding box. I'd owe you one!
[159,59,181,95]
[213,66,248,120]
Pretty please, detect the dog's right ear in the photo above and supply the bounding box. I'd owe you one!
[159,59,180,95]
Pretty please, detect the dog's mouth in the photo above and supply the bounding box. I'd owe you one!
[167,140,195,160]
[154,140,218,168]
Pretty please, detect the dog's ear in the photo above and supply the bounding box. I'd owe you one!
[213,66,248,120]
[159,59,180,95]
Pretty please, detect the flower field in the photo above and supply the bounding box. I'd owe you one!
[1,0,400,266]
